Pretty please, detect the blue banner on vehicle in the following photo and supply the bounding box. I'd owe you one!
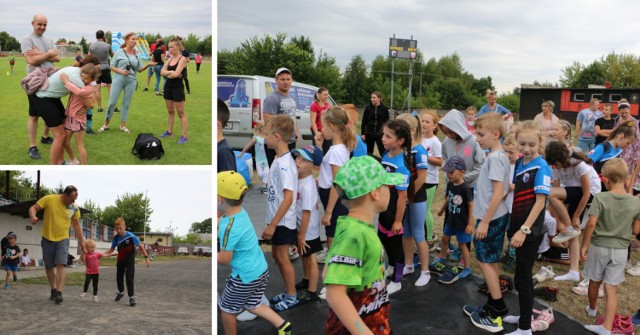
[218,77,252,108]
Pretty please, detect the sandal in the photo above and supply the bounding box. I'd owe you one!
[120,126,131,133]
[273,295,299,312]
[98,126,109,132]
[270,292,287,304]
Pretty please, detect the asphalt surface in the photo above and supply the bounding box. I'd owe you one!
[2,257,212,334]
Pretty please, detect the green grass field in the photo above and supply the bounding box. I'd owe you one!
[0,57,212,165]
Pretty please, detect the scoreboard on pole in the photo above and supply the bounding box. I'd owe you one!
[389,38,417,59]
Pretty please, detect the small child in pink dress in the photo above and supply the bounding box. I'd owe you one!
[60,64,100,165]
[80,240,112,302]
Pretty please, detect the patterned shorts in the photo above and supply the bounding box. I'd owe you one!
[473,214,510,263]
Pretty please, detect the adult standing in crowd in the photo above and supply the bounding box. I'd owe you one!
[478,89,512,120]
[575,98,603,152]
[310,87,331,153]
[144,38,166,93]
[160,38,189,144]
[97,32,155,134]
[533,100,559,145]
[21,13,57,160]
[360,91,389,156]
[195,53,202,74]
[28,185,87,305]
[263,67,301,166]
[150,40,166,95]
[89,30,114,115]
[614,99,640,185]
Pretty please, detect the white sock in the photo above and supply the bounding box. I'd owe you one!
[584,324,611,335]
[505,328,532,335]
[415,271,431,287]
[554,270,580,281]
[403,264,415,275]
[503,315,520,324]
[585,305,598,317]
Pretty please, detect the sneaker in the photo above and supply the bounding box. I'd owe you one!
[428,239,439,253]
[4,283,9,289]
[97,108,104,113]
[470,310,504,333]
[80,292,87,298]
[632,309,640,326]
[477,282,489,294]
[177,135,188,144]
[270,292,288,304]
[531,319,550,332]
[316,247,328,264]
[55,291,63,304]
[626,262,640,276]
[129,296,136,306]
[386,281,401,295]
[429,259,447,277]
[143,88,149,92]
[552,226,581,243]
[499,274,515,293]
[295,278,309,290]
[572,278,604,297]
[50,288,57,301]
[119,126,131,133]
[533,265,556,282]
[160,131,173,138]
[40,136,53,144]
[533,286,559,302]
[463,304,485,317]
[403,265,415,276]
[458,268,472,279]
[237,310,258,322]
[533,308,555,328]
[114,292,125,302]
[86,128,96,135]
[28,147,41,160]
[259,186,268,194]
[438,266,460,284]
[274,295,299,311]
[415,272,431,287]
[277,321,292,335]
[502,255,516,273]
[93,296,99,302]
[385,265,394,278]
[98,126,109,132]
[318,287,327,300]
[450,248,461,262]
[289,246,299,260]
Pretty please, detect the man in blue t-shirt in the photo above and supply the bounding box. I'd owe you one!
[102,218,151,307]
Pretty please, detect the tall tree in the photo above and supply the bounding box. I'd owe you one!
[0,31,21,51]
[78,36,88,54]
[182,33,200,53]
[343,55,370,106]
[100,192,152,232]
[190,218,212,234]
[81,199,103,223]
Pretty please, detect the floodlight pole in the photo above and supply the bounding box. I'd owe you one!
[390,34,395,111]
[143,190,148,246]
[408,35,414,114]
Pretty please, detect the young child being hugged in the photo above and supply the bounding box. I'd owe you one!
[378,119,412,295]
[261,115,299,311]
[588,122,636,191]
[503,120,553,335]
[464,113,511,333]
[325,155,405,335]
[419,109,443,245]
[237,122,269,194]
[217,171,293,335]
[436,156,474,284]
[316,107,356,250]
[581,159,640,335]
[292,145,324,302]
[395,113,431,287]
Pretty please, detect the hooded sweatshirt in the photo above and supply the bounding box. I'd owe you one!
[438,109,486,187]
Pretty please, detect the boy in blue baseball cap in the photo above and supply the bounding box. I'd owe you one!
[291,144,323,302]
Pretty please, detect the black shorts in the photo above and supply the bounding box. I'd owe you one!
[163,86,185,102]
[539,246,569,261]
[302,237,322,257]
[29,95,66,127]
[96,69,112,84]
[318,187,349,238]
[271,226,297,246]
[565,187,594,219]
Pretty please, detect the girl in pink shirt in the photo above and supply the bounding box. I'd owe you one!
[80,240,112,302]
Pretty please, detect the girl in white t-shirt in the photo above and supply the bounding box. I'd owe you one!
[315,107,356,249]
[419,110,443,243]
[545,141,601,282]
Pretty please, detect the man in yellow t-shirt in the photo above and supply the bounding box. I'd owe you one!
[29,185,87,305]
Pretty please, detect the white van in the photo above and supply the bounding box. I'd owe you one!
[217,75,336,149]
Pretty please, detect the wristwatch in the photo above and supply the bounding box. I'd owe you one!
[520,226,532,235]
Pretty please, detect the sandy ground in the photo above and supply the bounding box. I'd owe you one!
[1,258,212,334]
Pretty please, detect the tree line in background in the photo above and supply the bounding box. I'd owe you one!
[219,33,640,113]
[0,31,212,56]
[0,172,211,239]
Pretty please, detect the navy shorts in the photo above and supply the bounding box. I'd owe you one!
[96,69,112,84]
[4,263,18,272]
[301,237,322,257]
[271,226,297,246]
[318,187,349,238]
[473,214,510,263]
[443,224,472,244]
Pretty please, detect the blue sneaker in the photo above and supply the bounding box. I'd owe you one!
[459,268,472,279]
[4,283,9,289]
[429,258,447,277]
[450,248,461,262]
[632,309,640,326]
[463,304,485,317]
[159,131,173,138]
[438,266,460,284]
[470,310,504,333]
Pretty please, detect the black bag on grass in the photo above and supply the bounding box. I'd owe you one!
[132,133,164,160]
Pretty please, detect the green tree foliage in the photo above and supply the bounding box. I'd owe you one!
[81,199,103,223]
[182,33,200,53]
[100,192,152,233]
[173,233,202,244]
[0,32,21,52]
[190,218,212,234]
[560,52,640,88]
[498,92,520,114]
[343,55,371,106]
[78,37,88,54]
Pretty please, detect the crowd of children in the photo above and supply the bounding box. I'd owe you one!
[217,96,640,335]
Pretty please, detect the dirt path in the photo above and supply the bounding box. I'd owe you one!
[2,258,212,334]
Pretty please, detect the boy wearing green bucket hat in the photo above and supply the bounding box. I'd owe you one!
[324,155,404,335]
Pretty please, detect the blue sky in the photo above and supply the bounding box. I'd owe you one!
[218,0,640,94]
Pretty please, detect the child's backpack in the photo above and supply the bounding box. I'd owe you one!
[131,133,164,160]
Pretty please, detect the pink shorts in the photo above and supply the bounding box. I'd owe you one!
[64,117,85,132]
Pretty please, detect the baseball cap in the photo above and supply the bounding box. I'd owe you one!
[275,67,292,77]
[292,145,323,166]
[217,171,248,200]
[333,156,405,200]
[7,232,16,239]
[441,156,466,173]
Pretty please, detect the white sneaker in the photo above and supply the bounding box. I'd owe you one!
[625,259,632,270]
[403,265,415,276]
[626,262,640,276]
[552,226,580,243]
[415,272,431,287]
[237,310,258,322]
[93,295,99,302]
[318,287,327,300]
[316,247,328,264]
[554,270,580,282]
[80,292,87,298]
[288,246,299,261]
[533,266,556,282]
[387,281,402,295]
[571,283,604,297]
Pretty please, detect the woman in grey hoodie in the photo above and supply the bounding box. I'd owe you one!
[438,109,486,189]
